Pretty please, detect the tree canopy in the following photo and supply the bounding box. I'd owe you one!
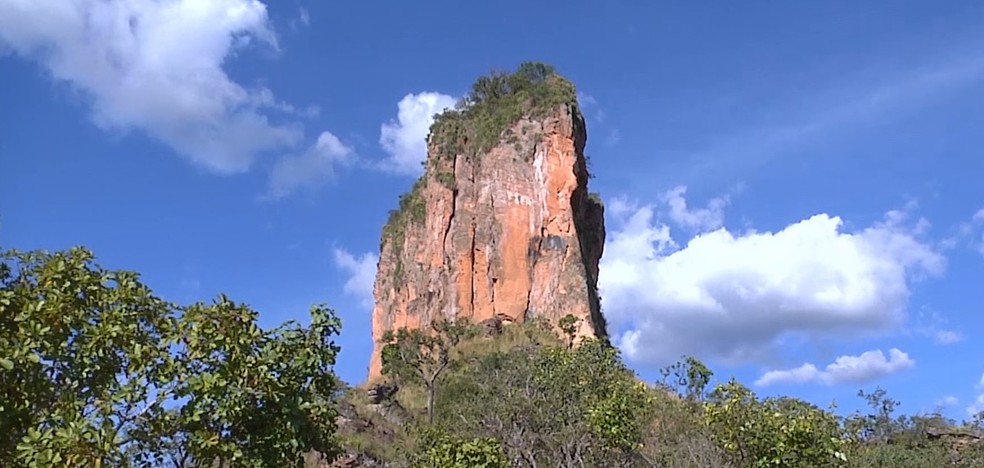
[0,247,343,467]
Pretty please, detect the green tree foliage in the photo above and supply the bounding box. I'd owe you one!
[351,319,984,468]
[841,386,984,467]
[0,247,342,467]
[558,313,578,348]
[428,61,577,158]
[433,326,653,467]
[703,379,847,467]
[379,319,478,424]
[657,355,713,401]
[409,429,507,468]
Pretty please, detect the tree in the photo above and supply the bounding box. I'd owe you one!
[658,355,713,401]
[850,387,902,442]
[0,247,343,467]
[379,319,477,424]
[558,314,578,349]
[703,379,847,467]
[434,326,652,468]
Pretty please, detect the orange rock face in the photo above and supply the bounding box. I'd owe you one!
[367,103,607,381]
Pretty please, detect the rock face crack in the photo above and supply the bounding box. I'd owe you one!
[525,228,545,318]
[442,157,458,264]
[488,189,497,318]
[468,220,477,316]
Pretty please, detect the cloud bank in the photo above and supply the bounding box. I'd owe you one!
[599,187,945,367]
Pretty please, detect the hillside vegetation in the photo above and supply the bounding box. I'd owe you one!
[3,249,984,467]
[352,314,984,467]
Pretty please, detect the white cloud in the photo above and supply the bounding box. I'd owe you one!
[910,306,964,345]
[946,208,984,257]
[938,395,959,407]
[755,348,915,387]
[933,329,964,345]
[294,7,310,29]
[267,131,354,198]
[0,0,304,173]
[943,215,974,251]
[968,373,984,417]
[969,396,984,417]
[662,185,729,232]
[599,193,945,367]
[333,249,378,309]
[379,92,457,176]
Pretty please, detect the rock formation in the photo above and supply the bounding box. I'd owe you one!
[367,63,607,381]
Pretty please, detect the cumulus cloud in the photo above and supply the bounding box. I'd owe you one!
[333,249,378,309]
[662,186,730,232]
[755,348,915,387]
[599,193,945,367]
[379,92,457,176]
[267,131,354,198]
[0,0,304,173]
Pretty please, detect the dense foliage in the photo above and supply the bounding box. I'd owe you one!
[428,61,578,158]
[366,317,984,467]
[0,247,343,467]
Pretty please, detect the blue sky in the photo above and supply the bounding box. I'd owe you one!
[3,0,984,420]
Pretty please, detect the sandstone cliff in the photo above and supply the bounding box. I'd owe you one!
[368,63,607,380]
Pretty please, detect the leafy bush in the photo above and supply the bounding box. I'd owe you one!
[410,429,507,468]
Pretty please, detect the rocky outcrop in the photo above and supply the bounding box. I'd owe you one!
[365,383,409,426]
[926,426,983,450]
[367,64,608,381]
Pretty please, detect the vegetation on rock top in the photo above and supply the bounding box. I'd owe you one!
[427,61,578,159]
